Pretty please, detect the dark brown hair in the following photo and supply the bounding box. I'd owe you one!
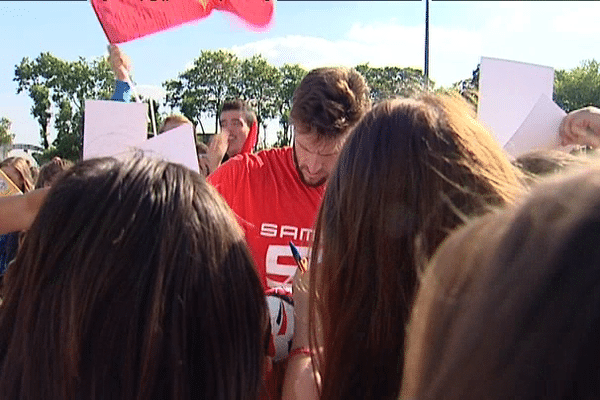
[308,94,523,400]
[220,99,257,128]
[403,167,600,399]
[35,157,74,189]
[513,148,597,186]
[290,67,371,139]
[0,157,34,192]
[0,156,268,400]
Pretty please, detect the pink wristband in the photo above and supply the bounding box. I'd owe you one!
[288,347,312,358]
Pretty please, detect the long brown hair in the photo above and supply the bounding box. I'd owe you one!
[403,167,600,399]
[308,94,523,400]
[0,156,268,400]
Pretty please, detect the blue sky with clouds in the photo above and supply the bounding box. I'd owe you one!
[1,1,600,146]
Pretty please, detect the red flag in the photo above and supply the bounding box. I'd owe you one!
[91,0,275,44]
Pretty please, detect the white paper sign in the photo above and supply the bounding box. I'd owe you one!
[83,100,148,159]
[132,124,199,173]
[503,94,566,157]
[478,57,554,146]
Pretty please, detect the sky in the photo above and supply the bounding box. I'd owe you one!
[1,1,600,147]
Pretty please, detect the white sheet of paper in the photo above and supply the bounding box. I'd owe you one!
[83,100,148,160]
[132,124,200,173]
[478,57,554,146]
[503,94,566,157]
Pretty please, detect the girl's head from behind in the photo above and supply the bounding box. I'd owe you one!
[35,157,74,188]
[1,156,268,400]
[403,168,600,400]
[309,94,523,400]
[0,156,34,193]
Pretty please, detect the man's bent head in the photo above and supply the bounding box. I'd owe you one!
[290,67,371,186]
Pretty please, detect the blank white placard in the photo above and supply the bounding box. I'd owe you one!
[478,57,554,146]
[83,100,148,160]
[132,123,199,173]
[504,94,566,157]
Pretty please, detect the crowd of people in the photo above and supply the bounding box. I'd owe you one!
[1,43,600,399]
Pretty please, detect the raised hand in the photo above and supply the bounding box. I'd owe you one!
[559,106,600,148]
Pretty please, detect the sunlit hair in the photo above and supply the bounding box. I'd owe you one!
[158,114,192,134]
[308,94,524,400]
[0,157,34,192]
[196,141,209,155]
[290,67,371,139]
[220,99,257,128]
[0,156,268,400]
[402,167,600,399]
[35,157,74,189]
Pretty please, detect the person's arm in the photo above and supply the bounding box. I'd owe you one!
[559,106,600,147]
[108,44,132,102]
[0,188,49,235]
[282,268,319,400]
[111,80,131,102]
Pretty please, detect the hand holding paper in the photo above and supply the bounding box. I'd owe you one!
[559,106,600,147]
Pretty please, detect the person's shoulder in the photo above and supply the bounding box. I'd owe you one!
[254,147,292,164]
[228,147,291,169]
[208,147,292,185]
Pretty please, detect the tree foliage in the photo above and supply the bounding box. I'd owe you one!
[275,64,307,147]
[164,50,308,147]
[15,49,452,154]
[164,50,241,134]
[451,63,480,107]
[239,55,281,140]
[14,52,115,160]
[0,117,15,146]
[554,59,600,113]
[355,64,429,102]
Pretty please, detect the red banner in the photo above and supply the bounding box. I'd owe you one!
[91,0,275,44]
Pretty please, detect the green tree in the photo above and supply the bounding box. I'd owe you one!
[14,52,115,160]
[29,85,51,148]
[450,63,480,108]
[0,117,15,146]
[238,55,281,143]
[164,50,241,134]
[275,64,307,147]
[554,59,600,112]
[273,129,292,148]
[355,64,429,102]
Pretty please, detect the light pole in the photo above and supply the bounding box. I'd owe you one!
[424,0,430,90]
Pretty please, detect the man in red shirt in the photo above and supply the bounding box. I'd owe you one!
[208,67,371,288]
[200,99,259,175]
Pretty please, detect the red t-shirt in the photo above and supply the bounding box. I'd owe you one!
[208,147,324,288]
